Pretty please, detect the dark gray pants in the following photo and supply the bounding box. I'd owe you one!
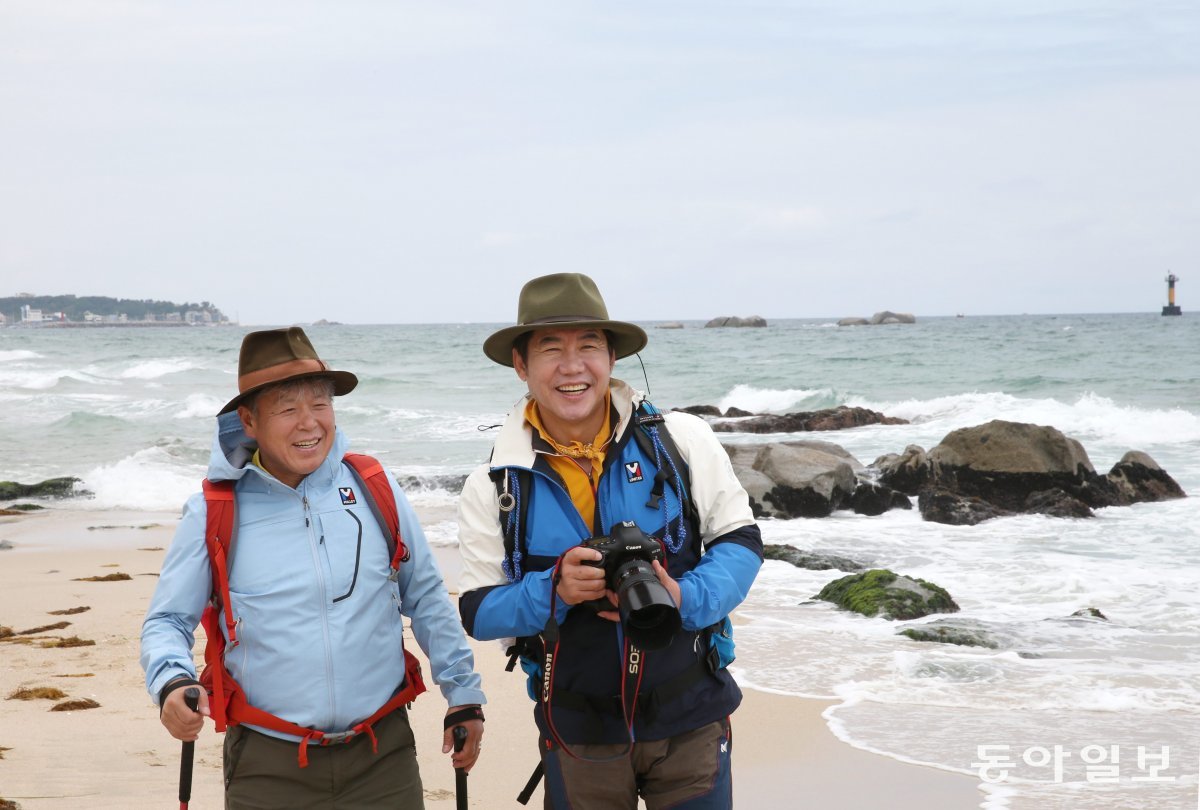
[223,710,424,810]
[541,719,733,809]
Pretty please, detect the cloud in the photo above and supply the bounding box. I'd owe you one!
[1,3,1197,322]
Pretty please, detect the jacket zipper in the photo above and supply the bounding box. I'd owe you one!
[524,462,592,541]
[302,491,337,725]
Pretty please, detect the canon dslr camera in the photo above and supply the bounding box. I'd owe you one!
[581,521,682,650]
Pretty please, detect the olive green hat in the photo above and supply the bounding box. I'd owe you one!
[218,326,358,414]
[483,273,648,367]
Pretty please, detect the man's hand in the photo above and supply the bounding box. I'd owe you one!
[442,707,484,772]
[651,560,682,610]
[555,546,610,608]
[160,683,210,741]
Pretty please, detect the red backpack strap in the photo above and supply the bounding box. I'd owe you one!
[343,453,409,574]
[200,478,238,731]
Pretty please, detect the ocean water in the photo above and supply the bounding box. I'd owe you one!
[2,314,1198,808]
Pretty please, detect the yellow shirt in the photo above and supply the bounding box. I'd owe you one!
[525,394,613,533]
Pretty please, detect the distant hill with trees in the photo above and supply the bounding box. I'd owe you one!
[0,294,228,324]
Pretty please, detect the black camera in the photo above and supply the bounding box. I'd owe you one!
[581,521,681,650]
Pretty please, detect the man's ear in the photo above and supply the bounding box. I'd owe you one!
[513,348,528,382]
[237,404,257,439]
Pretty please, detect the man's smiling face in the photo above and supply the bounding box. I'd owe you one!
[514,327,615,444]
[238,379,335,488]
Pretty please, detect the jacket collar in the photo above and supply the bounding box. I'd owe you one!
[208,409,349,490]
[491,378,645,470]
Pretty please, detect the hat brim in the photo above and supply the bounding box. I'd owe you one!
[483,319,648,367]
[218,370,359,415]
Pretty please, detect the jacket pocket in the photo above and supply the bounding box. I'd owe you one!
[314,510,364,604]
[223,724,250,788]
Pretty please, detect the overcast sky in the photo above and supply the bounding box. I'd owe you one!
[2,2,1197,324]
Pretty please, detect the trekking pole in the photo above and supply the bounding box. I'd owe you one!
[179,687,201,810]
[452,725,469,810]
[516,762,544,805]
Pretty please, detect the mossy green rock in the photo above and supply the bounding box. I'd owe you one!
[0,478,81,500]
[817,569,959,620]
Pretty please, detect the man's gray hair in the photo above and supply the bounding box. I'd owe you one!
[242,376,336,414]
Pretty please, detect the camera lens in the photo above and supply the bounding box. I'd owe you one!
[613,559,681,650]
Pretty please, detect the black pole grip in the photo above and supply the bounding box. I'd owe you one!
[179,687,201,807]
[516,761,545,805]
[452,725,468,810]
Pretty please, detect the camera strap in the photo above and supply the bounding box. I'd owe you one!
[620,639,646,732]
[538,553,640,764]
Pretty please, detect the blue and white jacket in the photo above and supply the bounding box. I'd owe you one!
[140,411,485,740]
[457,380,761,744]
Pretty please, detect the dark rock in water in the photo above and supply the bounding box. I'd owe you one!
[914,421,1186,523]
[918,488,1013,526]
[712,406,908,434]
[675,405,723,417]
[898,618,999,648]
[0,540,13,551]
[1023,488,1093,518]
[817,569,959,620]
[723,441,860,519]
[1069,607,1109,621]
[838,313,916,326]
[926,420,1119,513]
[705,315,768,328]
[763,543,866,572]
[872,445,930,495]
[394,473,469,494]
[0,478,83,500]
[869,311,916,325]
[850,482,912,516]
[724,406,755,418]
[1105,451,1186,504]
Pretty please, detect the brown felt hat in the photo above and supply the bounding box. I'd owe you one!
[218,326,358,415]
[483,273,648,367]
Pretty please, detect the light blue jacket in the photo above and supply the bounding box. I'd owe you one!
[140,411,485,739]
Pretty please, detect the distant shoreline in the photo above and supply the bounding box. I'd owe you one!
[2,321,236,329]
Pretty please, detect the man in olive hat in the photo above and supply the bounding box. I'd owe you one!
[458,274,763,808]
[141,326,486,808]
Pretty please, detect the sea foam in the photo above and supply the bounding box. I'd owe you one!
[78,447,204,511]
[0,367,115,390]
[0,349,41,362]
[716,383,839,414]
[174,393,225,419]
[119,358,201,380]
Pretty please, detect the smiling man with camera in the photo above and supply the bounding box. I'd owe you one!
[457,273,763,809]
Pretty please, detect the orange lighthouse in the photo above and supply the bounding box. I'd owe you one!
[1162,274,1182,316]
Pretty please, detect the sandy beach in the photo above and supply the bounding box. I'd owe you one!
[0,509,982,809]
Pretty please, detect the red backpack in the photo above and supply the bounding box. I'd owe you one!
[198,453,426,766]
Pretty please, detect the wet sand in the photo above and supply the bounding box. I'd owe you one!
[0,509,982,808]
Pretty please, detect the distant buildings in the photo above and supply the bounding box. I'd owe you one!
[21,305,68,322]
[3,295,230,327]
